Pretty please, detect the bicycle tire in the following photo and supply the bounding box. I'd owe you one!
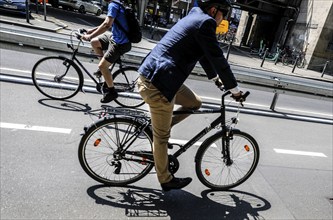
[281,54,290,66]
[112,66,145,108]
[296,57,306,68]
[32,56,83,100]
[78,117,154,186]
[195,130,259,190]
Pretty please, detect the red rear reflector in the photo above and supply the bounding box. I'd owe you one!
[94,138,101,147]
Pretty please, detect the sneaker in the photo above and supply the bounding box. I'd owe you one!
[100,89,118,103]
[161,177,192,191]
[96,82,109,94]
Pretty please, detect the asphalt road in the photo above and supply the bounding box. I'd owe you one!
[1,48,333,219]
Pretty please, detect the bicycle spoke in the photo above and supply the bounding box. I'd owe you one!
[196,131,259,190]
[79,118,153,186]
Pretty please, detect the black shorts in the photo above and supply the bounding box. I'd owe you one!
[98,33,131,63]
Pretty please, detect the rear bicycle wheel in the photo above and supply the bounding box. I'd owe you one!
[297,57,306,68]
[78,117,154,186]
[282,54,290,66]
[32,56,83,100]
[112,66,145,108]
[195,130,259,190]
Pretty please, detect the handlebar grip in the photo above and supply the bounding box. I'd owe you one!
[79,28,87,34]
[75,32,83,40]
[242,91,250,99]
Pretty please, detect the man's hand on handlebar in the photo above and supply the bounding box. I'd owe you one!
[231,91,250,105]
[81,34,92,42]
[212,76,223,89]
[76,29,93,41]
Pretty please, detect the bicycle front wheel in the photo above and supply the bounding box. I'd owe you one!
[112,66,145,108]
[78,117,154,186]
[32,56,83,100]
[195,130,259,190]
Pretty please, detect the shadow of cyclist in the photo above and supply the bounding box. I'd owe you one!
[38,99,92,112]
[86,185,271,220]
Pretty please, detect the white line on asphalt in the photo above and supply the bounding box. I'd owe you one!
[0,67,95,83]
[274,148,327,157]
[0,67,30,74]
[0,122,72,134]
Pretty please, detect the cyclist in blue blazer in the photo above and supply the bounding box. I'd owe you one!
[138,0,244,191]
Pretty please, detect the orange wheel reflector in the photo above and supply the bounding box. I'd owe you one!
[205,169,210,176]
[244,145,250,152]
[94,138,101,147]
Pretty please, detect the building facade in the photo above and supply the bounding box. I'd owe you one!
[136,0,333,73]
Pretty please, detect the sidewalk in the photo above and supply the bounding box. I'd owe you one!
[1,11,332,83]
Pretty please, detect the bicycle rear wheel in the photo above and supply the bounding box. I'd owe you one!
[282,54,290,66]
[112,66,145,108]
[32,56,83,100]
[78,117,154,186]
[195,130,259,190]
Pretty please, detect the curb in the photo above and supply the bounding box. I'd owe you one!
[0,17,67,33]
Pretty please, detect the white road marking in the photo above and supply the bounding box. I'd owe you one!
[0,122,71,134]
[274,148,327,157]
[0,67,30,74]
[0,122,328,158]
[1,67,96,84]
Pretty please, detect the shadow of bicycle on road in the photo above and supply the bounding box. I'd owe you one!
[87,185,271,220]
[38,99,92,112]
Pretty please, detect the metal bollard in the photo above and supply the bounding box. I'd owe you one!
[26,0,30,23]
[321,61,330,77]
[292,55,299,73]
[260,48,269,67]
[270,93,279,111]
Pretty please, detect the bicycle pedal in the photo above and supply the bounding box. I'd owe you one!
[94,72,102,78]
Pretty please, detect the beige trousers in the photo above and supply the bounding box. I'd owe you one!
[137,76,202,183]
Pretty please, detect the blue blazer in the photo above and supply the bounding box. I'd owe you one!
[139,7,238,102]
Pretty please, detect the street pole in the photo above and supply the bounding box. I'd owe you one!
[26,0,30,23]
[43,0,46,21]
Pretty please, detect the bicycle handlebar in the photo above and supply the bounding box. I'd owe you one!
[74,29,88,41]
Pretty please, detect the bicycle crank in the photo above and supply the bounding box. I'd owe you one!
[168,155,179,174]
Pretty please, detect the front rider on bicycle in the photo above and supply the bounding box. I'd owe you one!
[82,0,131,103]
[137,0,244,191]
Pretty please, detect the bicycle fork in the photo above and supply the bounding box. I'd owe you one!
[221,127,233,166]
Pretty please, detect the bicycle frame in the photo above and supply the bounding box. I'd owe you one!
[113,91,235,161]
[171,91,232,158]
[61,38,124,90]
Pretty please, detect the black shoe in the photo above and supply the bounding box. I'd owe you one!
[161,177,192,191]
[100,89,118,103]
[96,82,109,94]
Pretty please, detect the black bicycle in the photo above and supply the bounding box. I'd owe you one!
[78,90,259,190]
[31,30,144,108]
